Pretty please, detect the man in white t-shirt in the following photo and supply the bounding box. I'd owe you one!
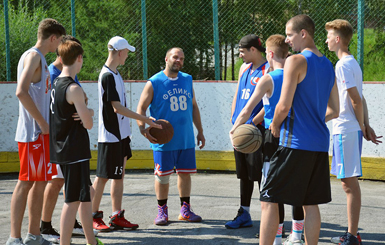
[326,19,382,245]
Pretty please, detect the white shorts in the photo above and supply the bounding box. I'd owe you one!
[52,164,64,179]
[331,131,363,179]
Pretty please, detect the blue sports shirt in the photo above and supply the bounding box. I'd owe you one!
[263,68,283,129]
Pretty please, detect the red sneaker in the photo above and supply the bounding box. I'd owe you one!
[93,211,111,232]
[109,210,139,230]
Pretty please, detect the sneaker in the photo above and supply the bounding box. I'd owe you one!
[154,204,168,225]
[24,233,51,245]
[109,209,139,230]
[86,237,104,245]
[40,226,60,244]
[93,211,111,232]
[340,232,361,245]
[225,207,252,229]
[6,237,24,245]
[283,233,304,245]
[72,219,100,236]
[178,202,202,222]
[331,231,363,245]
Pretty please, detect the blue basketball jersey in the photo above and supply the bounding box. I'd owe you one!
[232,62,269,125]
[149,71,195,151]
[263,68,283,129]
[279,50,335,152]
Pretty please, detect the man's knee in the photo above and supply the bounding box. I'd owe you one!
[155,175,170,184]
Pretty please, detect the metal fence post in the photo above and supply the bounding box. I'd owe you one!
[357,0,364,74]
[71,0,76,37]
[212,0,220,80]
[141,0,148,80]
[4,0,11,81]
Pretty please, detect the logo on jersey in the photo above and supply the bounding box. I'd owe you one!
[263,190,270,198]
[45,65,51,94]
[32,144,41,150]
[250,77,260,86]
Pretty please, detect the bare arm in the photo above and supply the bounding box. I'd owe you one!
[192,89,205,149]
[362,95,382,144]
[347,86,365,137]
[16,52,49,134]
[111,101,160,128]
[230,74,272,134]
[66,84,93,129]
[136,81,158,143]
[270,55,306,137]
[325,79,340,122]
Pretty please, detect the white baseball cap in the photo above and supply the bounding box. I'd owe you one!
[108,36,136,52]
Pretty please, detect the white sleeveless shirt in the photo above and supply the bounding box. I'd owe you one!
[15,47,51,142]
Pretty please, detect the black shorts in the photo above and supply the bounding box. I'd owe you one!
[260,146,331,207]
[263,129,279,162]
[234,124,265,182]
[61,160,92,203]
[97,137,132,179]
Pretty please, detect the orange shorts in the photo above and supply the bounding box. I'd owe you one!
[18,134,57,181]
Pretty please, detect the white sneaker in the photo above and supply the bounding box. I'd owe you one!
[41,234,59,244]
[6,237,24,245]
[283,234,304,245]
[24,233,51,245]
[72,228,100,237]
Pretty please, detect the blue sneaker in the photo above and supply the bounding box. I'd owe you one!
[225,207,253,229]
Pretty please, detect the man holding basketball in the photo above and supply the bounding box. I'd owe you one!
[227,34,268,229]
[258,15,339,245]
[136,47,205,226]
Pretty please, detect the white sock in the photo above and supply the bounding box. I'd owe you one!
[274,223,283,245]
[112,210,120,216]
[241,206,250,213]
[291,219,304,241]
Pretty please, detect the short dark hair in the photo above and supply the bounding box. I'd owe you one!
[56,35,81,56]
[287,14,315,38]
[58,40,83,66]
[166,47,184,58]
[37,18,66,40]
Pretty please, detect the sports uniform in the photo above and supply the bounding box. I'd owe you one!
[97,65,132,179]
[15,47,53,181]
[149,70,196,175]
[232,62,268,182]
[50,76,92,203]
[260,50,335,207]
[331,55,363,179]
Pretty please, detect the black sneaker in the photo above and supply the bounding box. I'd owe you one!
[41,226,60,244]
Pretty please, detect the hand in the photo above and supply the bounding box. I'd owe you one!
[365,125,383,145]
[39,120,49,135]
[269,123,280,138]
[197,132,206,149]
[146,117,162,129]
[140,127,158,143]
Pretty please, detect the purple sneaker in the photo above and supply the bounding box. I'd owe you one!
[178,202,202,222]
[154,204,168,225]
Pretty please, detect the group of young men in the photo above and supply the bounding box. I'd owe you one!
[6,13,382,245]
[229,15,381,245]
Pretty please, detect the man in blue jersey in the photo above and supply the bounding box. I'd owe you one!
[136,47,205,226]
[258,15,339,245]
[226,34,268,229]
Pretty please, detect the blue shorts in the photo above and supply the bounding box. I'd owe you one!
[331,131,363,179]
[153,148,196,176]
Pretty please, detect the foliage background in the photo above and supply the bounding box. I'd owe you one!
[1,0,384,81]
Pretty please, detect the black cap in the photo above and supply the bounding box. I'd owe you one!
[239,34,266,52]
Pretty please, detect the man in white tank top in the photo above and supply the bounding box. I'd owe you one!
[7,18,65,245]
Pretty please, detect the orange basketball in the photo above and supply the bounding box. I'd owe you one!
[232,124,262,153]
[149,119,174,144]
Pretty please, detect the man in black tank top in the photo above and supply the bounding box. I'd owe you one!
[49,40,102,245]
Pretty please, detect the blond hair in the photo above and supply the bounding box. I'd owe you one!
[325,19,353,45]
[266,34,289,59]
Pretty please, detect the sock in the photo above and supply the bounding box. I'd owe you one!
[92,212,97,218]
[274,223,283,245]
[40,220,52,231]
[241,206,250,213]
[292,219,304,241]
[158,199,168,206]
[112,210,120,216]
[180,197,190,206]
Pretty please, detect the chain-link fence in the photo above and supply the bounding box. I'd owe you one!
[1,0,384,82]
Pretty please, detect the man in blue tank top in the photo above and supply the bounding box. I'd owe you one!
[258,15,340,245]
[226,34,269,230]
[136,47,205,226]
